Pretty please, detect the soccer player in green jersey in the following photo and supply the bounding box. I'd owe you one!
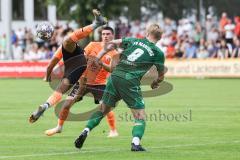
[74,23,165,151]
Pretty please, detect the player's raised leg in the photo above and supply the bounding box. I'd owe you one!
[64,9,107,51]
[29,9,107,123]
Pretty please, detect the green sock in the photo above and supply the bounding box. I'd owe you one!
[86,111,104,130]
[132,119,146,139]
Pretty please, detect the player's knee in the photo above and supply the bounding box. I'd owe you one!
[132,109,146,120]
[56,78,71,93]
[135,115,145,120]
[99,103,111,115]
[61,78,70,87]
[64,98,74,109]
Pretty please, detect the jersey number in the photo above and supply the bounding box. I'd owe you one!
[127,48,144,62]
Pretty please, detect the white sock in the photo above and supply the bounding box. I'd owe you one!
[42,103,50,109]
[56,125,62,130]
[83,128,90,135]
[91,23,97,30]
[132,137,140,145]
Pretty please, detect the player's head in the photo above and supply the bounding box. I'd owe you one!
[146,23,162,42]
[101,26,114,43]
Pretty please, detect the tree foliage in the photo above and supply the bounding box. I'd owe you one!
[142,0,240,21]
[48,0,128,26]
[49,0,240,24]
[203,0,240,17]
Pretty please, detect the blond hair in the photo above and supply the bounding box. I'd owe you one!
[146,23,162,41]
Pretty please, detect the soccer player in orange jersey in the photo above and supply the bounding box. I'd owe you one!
[29,9,107,123]
[45,27,119,137]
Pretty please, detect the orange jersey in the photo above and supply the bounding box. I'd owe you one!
[84,42,117,85]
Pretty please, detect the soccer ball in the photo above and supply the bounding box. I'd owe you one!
[36,22,54,41]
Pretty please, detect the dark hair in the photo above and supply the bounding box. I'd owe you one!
[101,26,114,34]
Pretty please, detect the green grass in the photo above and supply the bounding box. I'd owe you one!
[0,78,240,160]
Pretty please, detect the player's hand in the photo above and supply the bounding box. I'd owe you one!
[104,43,115,52]
[97,60,103,67]
[88,56,101,71]
[151,79,160,89]
[93,58,102,67]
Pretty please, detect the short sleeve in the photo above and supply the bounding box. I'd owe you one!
[84,42,93,56]
[154,49,165,73]
[121,37,136,49]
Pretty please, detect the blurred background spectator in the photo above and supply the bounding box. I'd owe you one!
[1,12,240,61]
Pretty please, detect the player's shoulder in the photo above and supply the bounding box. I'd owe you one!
[154,45,164,54]
[85,41,102,55]
[153,45,165,58]
[87,41,101,47]
[122,37,138,42]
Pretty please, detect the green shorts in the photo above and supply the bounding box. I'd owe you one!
[102,75,145,109]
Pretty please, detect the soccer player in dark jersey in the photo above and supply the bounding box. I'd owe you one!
[44,27,119,138]
[29,9,107,123]
[74,23,165,151]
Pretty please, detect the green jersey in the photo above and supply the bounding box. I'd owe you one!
[112,37,165,84]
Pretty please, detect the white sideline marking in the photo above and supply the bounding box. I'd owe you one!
[0,140,239,159]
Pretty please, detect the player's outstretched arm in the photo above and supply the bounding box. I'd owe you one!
[44,56,60,82]
[95,45,114,60]
[108,39,123,46]
[96,39,122,60]
[44,46,62,82]
[151,68,165,89]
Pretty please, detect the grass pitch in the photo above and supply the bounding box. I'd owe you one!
[0,78,239,160]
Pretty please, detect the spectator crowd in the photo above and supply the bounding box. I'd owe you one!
[0,12,240,61]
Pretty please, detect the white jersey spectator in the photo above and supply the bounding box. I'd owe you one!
[224,20,235,42]
[37,47,47,60]
[15,28,25,49]
[224,20,235,54]
[207,28,219,43]
[130,20,142,38]
[24,44,40,61]
[12,42,23,60]
[182,19,193,38]
[0,34,7,60]
[177,19,184,37]
[197,46,209,59]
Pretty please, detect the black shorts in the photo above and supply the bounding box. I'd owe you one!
[62,45,87,85]
[68,82,106,104]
